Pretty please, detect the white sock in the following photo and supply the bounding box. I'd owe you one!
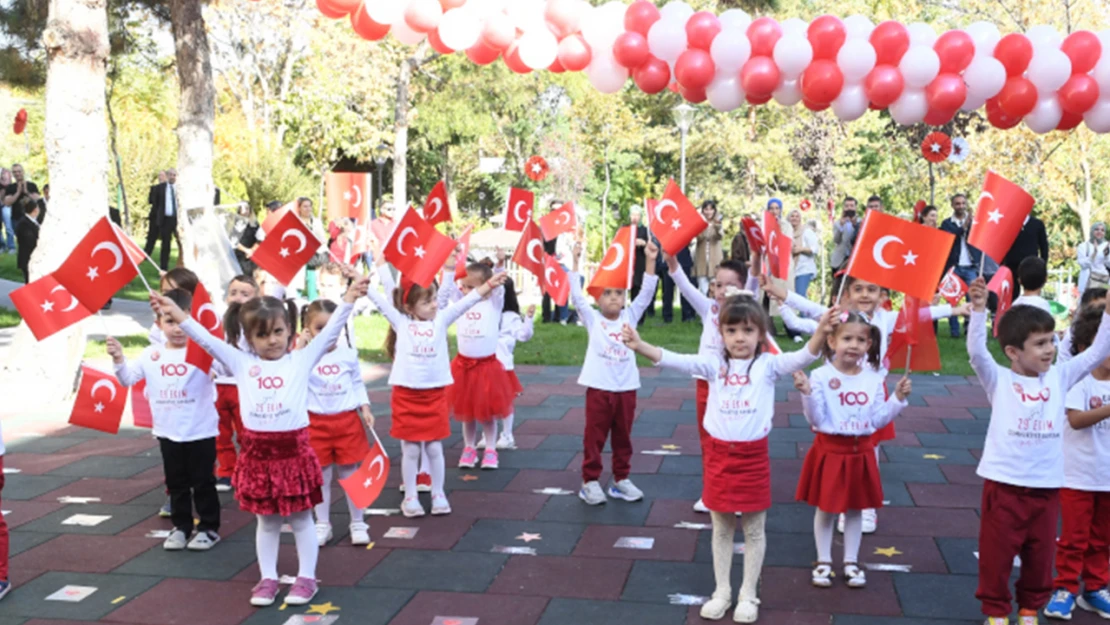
[813,509,836,563]
[739,510,767,602]
[426,441,446,495]
[462,422,478,448]
[336,463,363,523]
[709,511,737,598]
[314,465,333,527]
[842,509,863,563]
[401,441,421,497]
[504,412,515,435]
[419,442,430,475]
[482,420,498,448]
[255,514,283,581]
[289,509,318,579]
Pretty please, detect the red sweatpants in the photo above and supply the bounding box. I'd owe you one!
[0,456,9,581]
[582,388,636,483]
[1053,487,1110,595]
[976,479,1060,617]
[214,384,243,479]
[695,379,710,449]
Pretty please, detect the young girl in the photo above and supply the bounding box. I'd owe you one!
[793,312,911,589]
[299,300,374,547]
[365,269,508,518]
[151,272,369,608]
[490,277,535,451]
[622,292,838,622]
[214,274,260,492]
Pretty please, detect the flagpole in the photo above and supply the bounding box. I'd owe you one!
[905,345,913,375]
[96,310,113,337]
[368,425,385,453]
[978,254,986,279]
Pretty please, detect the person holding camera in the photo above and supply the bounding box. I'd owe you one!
[831,197,859,274]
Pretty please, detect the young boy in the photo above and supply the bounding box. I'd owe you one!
[1043,307,1110,620]
[1013,257,1052,314]
[108,289,222,551]
[570,239,659,505]
[968,277,1110,625]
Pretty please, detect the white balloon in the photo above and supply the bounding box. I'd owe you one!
[659,1,694,22]
[965,21,1001,56]
[439,8,481,50]
[773,36,813,79]
[587,52,629,94]
[1026,25,1062,50]
[506,0,545,32]
[392,16,426,45]
[1084,98,1110,132]
[843,15,874,40]
[718,9,751,32]
[963,55,1007,100]
[889,89,928,125]
[780,18,808,38]
[1024,96,1062,133]
[647,18,688,63]
[899,46,940,89]
[773,78,802,106]
[707,76,745,111]
[1027,48,1072,93]
[466,0,506,19]
[366,0,404,25]
[832,83,869,121]
[961,93,988,112]
[710,28,752,74]
[1094,54,1110,90]
[837,39,876,83]
[907,22,937,48]
[581,7,618,49]
[518,28,559,70]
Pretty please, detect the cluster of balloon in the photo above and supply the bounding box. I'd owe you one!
[312,0,1110,133]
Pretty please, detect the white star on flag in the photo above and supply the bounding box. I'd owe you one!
[930,142,942,153]
[344,190,352,201]
[86,266,99,281]
[41,300,54,313]
[363,478,372,488]
[987,209,1003,224]
[902,250,918,265]
[94,402,104,413]
[671,219,681,230]
[414,245,426,258]
[279,248,290,258]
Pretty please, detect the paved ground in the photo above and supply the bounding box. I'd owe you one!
[1,365,1099,625]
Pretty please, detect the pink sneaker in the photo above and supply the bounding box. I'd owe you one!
[249,578,280,607]
[481,449,499,470]
[283,576,318,606]
[459,446,479,469]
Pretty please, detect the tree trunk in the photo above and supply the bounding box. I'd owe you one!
[392,43,428,211]
[0,0,110,412]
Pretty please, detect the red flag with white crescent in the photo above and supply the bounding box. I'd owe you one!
[988,267,1015,338]
[10,275,93,341]
[886,295,941,372]
[542,254,570,307]
[326,172,371,223]
[647,180,707,256]
[512,219,546,279]
[339,437,390,509]
[453,224,474,281]
[844,210,955,302]
[741,216,764,256]
[422,180,452,226]
[382,207,456,288]
[185,282,222,373]
[251,211,322,286]
[967,171,1035,264]
[588,226,635,299]
[69,365,127,434]
[539,201,577,241]
[52,217,140,313]
[503,187,534,232]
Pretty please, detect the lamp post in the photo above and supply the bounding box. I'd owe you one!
[672,104,697,193]
[373,142,390,220]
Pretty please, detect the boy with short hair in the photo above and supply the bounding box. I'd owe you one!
[1013,257,1051,314]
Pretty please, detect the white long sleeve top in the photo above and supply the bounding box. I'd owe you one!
[801,363,905,435]
[497,311,534,371]
[114,345,219,442]
[570,271,658,392]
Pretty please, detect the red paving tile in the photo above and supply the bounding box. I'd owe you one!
[686,607,833,624]
[388,591,549,625]
[502,469,583,494]
[446,491,549,521]
[372,514,477,550]
[515,419,588,436]
[572,524,698,561]
[486,555,633,600]
[103,578,259,625]
[872,507,982,538]
[759,566,902,616]
[637,396,685,410]
[940,463,985,486]
[35,478,160,505]
[644,499,707,528]
[648,386,697,400]
[12,535,156,574]
[2,500,64,529]
[61,438,158,457]
[565,451,663,474]
[886,431,922,447]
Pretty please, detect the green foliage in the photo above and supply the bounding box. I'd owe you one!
[235,134,317,215]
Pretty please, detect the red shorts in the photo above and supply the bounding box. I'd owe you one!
[391,386,450,442]
[796,432,884,513]
[308,410,371,467]
[507,370,524,396]
[448,354,513,422]
[702,436,771,513]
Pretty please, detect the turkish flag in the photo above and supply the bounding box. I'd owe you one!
[52,216,140,313]
[845,210,955,302]
[967,171,1036,264]
[937,267,969,306]
[339,438,390,509]
[382,207,456,288]
[503,187,534,232]
[185,282,222,373]
[513,219,546,280]
[768,229,792,280]
[741,216,765,255]
[542,254,569,306]
[261,201,296,234]
[422,180,451,226]
[539,201,577,241]
[326,172,371,223]
[912,200,927,222]
[131,379,152,428]
[111,223,148,268]
[251,211,322,286]
[886,295,941,372]
[453,224,474,281]
[647,180,707,256]
[10,275,92,341]
[988,267,1015,338]
[588,226,635,299]
[69,365,127,434]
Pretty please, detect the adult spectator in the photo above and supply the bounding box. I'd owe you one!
[918,204,939,227]
[866,195,883,214]
[554,220,583,324]
[660,242,696,323]
[38,183,48,221]
[297,197,327,300]
[631,206,654,324]
[1002,210,1049,298]
[1077,222,1109,293]
[693,200,724,295]
[16,201,40,283]
[831,197,858,272]
[789,209,819,299]
[230,202,260,276]
[4,164,40,244]
[729,215,751,266]
[0,168,10,254]
[940,195,981,338]
[144,168,178,270]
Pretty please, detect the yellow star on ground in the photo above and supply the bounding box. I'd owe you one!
[459,474,478,482]
[922,454,945,460]
[874,546,903,558]
[661,444,680,450]
[306,601,341,615]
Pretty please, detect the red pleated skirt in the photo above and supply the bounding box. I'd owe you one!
[308,409,371,467]
[702,436,771,513]
[796,432,884,514]
[507,370,524,396]
[448,354,513,422]
[391,386,450,442]
[233,428,323,516]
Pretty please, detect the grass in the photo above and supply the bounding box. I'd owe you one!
[0,306,21,329]
[0,242,176,301]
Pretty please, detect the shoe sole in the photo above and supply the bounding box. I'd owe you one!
[481,463,498,470]
[402,509,426,518]
[350,537,370,546]
[250,597,277,607]
[578,492,606,506]
[215,486,232,493]
[417,485,432,493]
[316,532,332,547]
[431,507,451,515]
[1077,596,1109,619]
[458,461,477,469]
[608,489,643,502]
[187,541,218,551]
[158,512,172,518]
[283,590,317,606]
[1044,606,1074,620]
[811,580,832,588]
[699,602,731,621]
[163,544,186,551]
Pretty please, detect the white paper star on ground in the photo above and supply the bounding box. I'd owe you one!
[902,250,918,265]
[86,266,99,280]
[516,532,542,543]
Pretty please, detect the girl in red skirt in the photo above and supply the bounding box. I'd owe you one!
[793,311,911,589]
[493,276,535,451]
[153,272,369,609]
[623,294,839,623]
[299,300,374,547]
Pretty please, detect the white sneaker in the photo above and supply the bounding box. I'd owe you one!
[431,492,452,515]
[496,432,516,450]
[579,480,607,505]
[693,498,710,513]
[349,522,370,546]
[862,508,877,534]
[315,522,332,547]
[401,497,426,518]
[187,531,220,551]
[163,529,188,551]
[608,479,644,502]
[699,589,731,620]
[812,563,833,588]
[837,513,845,533]
[793,335,803,343]
[733,597,760,623]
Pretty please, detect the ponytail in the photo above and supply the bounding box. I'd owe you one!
[223,302,243,347]
[866,324,882,370]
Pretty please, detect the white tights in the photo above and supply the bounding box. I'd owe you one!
[402,441,445,496]
[503,412,514,436]
[256,510,316,581]
[314,464,364,527]
[709,510,766,603]
[462,420,498,449]
[814,509,862,563]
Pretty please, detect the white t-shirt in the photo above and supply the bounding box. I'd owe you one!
[570,272,658,392]
[114,345,219,442]
[969,309,1110,488]
[1012,295,1052,314]
[497,311,534,371]
[306,345,370,415]
[793,228,820,277]
[440,278,505,359]
[1063,375,1110,491]
[669,268,760,380]
[802,364,906,435]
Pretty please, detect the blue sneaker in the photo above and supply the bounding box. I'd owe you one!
[0,580,10,601]
[1045,588,1075,620]
[1078,587,1110,619]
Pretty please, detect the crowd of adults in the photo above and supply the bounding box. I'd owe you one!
[0,164,47,283]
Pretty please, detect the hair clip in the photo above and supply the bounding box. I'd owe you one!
[722,286,754,299]
[838,311,850,323]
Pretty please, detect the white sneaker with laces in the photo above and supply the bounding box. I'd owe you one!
[402,497,426,518]
[349,522,370,546]
[187,531,220,551]
[496,432,516,450]
[693,498,709,513]
[862,508,877,534]
[579,481,607,505]
[315,522,332,547]
[609,479,644,502]
[431,493,452,515]
[163,529,188,551]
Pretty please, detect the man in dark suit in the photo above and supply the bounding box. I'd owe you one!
[1002,212,1049,298]
[144,168,178,270]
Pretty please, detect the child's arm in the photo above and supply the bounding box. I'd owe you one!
[870,375,911,430]
[441,272,509,328]
[300,276,369,366]
[439,270,461,309]
[568,245,598,329]
[780,304,819,336]
[108,338,144,387]
[799,374,831,429]
[770,307,840,379]
[627,241,660,322]
[664,253,712,318]
[348,350,374,427]
[514,305,536,343]
[153,294,246,372]
[761,273,826,319]
[1058,327,1074,364]
[1061,297,1110,390]
[621,323,717,378]
[966,277,999,394]
[364,280,406,330]
[1065,383,1110,429]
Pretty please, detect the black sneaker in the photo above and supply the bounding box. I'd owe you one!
[215,477,232,492]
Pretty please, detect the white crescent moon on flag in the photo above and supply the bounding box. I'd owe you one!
[601,242,625,271]
[513,200,529,224]
[281,229,308,254]
[527,239,543,264]
[426,197,443,220]
[50,284,79,313]
[91,242,124,273]
[872,235,903,270]
[395,227,417,256]
[768,230,777,252]
[91,378,117,402]
[1001,280,1010,297]
[350,185,362,208]
[197,303,220,331]
[556,211,570,226]
[654,199,678,224]
[368,455,385,481]
[977,191,994,210]
[545,266,558,286]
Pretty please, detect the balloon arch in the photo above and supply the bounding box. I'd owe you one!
[313,0,1110,134]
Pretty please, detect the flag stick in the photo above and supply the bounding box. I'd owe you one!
[133,266,154,295]
[96,310,113,338]
[978,254,986,279]
[905,345,913,375]
[368,424,385,453]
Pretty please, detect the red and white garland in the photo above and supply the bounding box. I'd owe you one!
[313,0,1110,134]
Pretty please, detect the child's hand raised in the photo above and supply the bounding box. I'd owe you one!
[894,375,912,401]
[106,336,124,364]
[150,291,187,323]
[295,329,311,350]
[488,272,509,288]
[968,277,988,312]
[644,240,659,262]
[620,323,642,350]
[792,370,811,395]
[817,306,842,334]
[663,253,679,274]
[344,275,370,303]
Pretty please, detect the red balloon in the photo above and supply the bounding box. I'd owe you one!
[1059,74,1100,115]
[923,107,957,126]
[997,76,1038,118]
[633,57,671,94]
[934,30,975,74]
[548,58,566,73]
[316,0,349,19]
[686,11,722,51]
[864,64,904,108]
[807,15,846,61]
[870,21,910,66]
[350,7,390,41]
[740,56,781,98]
[994,33,1033,77]
[466,41,501,66]
[675,48,715,90]
[747,93,772,105]
[557,34,592,72]
[926,73,967,112]
[503,41,531,74]
[427,28,454,54]
[624,0,661,37]
[747,17,782,58]
[1061,30,1102,74]
[480,12,516,51]
[1057,109,1083,131]
[803,98,830,112]
[986,100,1022,129]
[680,84,707,104]
[800,59,844,105]
[613,32,651,69]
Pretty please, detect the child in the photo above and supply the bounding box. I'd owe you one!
[152,273,369,607]
[569,241,660,505]
[1044,307,1110,620]
[365,269,508,518]
[1013,257,1052,314]
[622,293,838,622]
[491,277,535,450]
[1059,288,1108,364]
[299,300,374,546]
[109,288,222,551]
[214,274,260,492]
[968,277,1110,625]
[793,312,911,589]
